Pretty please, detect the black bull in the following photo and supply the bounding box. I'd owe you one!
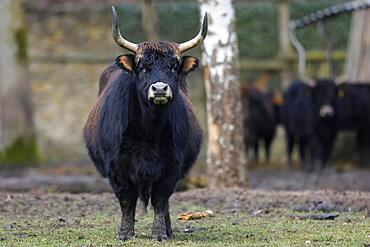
[84,7,207,241]
[318,82,370,167]
[281,81,315,169]
[282,79,370,169]
[241,86,280,164]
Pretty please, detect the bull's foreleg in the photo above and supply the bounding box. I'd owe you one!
[286,134,294,167]
[117,194,137,241]
[264,136,273,163]
[165,210,173,238]
[110,179,138,241]
[151,196,170,241]
[298,138,308,170]
[151,176,177,241]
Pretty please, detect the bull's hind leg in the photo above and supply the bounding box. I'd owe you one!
[110,179,138,241]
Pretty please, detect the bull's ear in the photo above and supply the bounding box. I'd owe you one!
[115,54,135,72]
[180,56,199,75]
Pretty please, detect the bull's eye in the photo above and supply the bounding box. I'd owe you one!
[139,65,150,74]
[170,65,178,73]
[338,89,345,97]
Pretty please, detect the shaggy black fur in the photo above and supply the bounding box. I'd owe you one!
[282,81,315,169]
[241,85,279,164]
[83,42,202,241]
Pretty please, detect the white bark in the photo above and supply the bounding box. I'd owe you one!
[200,1,238,86]
[199,0,247,187]
[0,0,34,150]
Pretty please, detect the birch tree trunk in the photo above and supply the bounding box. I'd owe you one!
[199,0,247,187]
[345,9,370,83]
[0,0,40,165]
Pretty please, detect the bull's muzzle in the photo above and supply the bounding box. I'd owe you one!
[148,82,173,105]
[319,105,335,118]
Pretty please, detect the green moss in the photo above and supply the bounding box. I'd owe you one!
[0,135,42,166]
[14,27,28,64]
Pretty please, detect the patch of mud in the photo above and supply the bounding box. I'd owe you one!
[0,189,368,221]
[172,189,370,214]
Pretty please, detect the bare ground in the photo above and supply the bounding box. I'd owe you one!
[1,168,369,193]
[0,189,369,219]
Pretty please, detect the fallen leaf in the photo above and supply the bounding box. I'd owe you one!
[178,210,214,221]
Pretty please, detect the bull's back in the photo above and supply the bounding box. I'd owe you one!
[98,63,122,95]
[243,87,277,139]
[83,62,122,177]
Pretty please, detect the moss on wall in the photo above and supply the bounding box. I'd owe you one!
[0,135,42,166]
[14,27,28,64]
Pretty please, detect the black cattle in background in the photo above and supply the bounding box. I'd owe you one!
[335,83,370,167]
[281,81,315,170]
[311,79,338,169]
[241,85,280,164]
[84,7,207,241]
[310,79,370,168]
[282,79,370,170]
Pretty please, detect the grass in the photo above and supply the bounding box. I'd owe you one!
[0,200,369,247]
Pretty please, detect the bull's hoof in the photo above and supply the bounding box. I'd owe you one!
[117,231,134,241]
[152,233,170,241]
[167,232,173,239]
[166,228,173,239]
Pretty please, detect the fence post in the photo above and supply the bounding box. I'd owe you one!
[277,0,293,88]
[345,9,370,83]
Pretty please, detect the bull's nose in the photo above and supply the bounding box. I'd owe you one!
[319,105,335,117]
[148,82,173,104]
[149,82,169,95]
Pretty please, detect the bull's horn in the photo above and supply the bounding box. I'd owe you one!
[112,6,138,53]
[178,12,208,53]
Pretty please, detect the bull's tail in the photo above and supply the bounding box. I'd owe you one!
[138,183,151,214]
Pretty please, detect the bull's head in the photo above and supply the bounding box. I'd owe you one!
[111,6,207,105]
[313,79,336,119]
